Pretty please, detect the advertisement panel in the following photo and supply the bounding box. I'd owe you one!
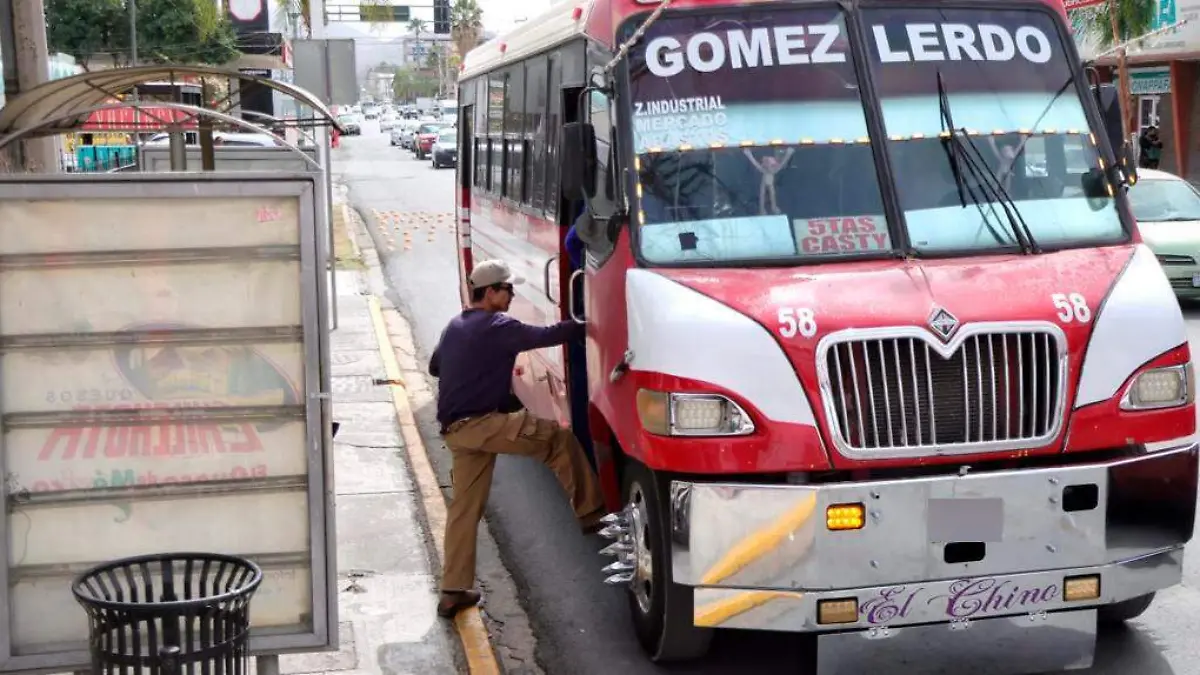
[0,173,334,671]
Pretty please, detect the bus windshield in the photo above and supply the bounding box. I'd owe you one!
[864,7,1124,253]
[624,6,1122,266]
[627,7,889,264]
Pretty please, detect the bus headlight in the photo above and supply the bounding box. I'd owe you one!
[1120,364,1193,410]
[636,390,755,437]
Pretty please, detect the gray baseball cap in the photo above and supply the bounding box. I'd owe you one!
[469,259,525,288]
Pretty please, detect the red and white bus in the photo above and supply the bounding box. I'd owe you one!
[455,0,1198,671]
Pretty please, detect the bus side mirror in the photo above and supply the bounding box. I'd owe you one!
[561,122,597,201]
[1081,167,1109,211]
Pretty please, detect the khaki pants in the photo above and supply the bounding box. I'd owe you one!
[441,409,605,592]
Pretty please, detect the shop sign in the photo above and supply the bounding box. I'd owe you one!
[1154,0,1179,29]
[1130,67,1172,95]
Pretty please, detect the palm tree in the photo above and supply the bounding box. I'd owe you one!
[409,17,427,39]
[450,0,484,61]
[408,17,429,71]
[1078,0,1156,139]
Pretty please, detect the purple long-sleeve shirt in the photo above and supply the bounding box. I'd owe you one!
[429,309,583,427]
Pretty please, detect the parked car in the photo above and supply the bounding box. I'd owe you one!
[396,120,419,148]
[143,131,278,147]
[379,113,399,131]
[1130,168,1200,301]
[337,113,361,135]
[389,126,405,146]
[413,123,442,159]
[430,129,458,169]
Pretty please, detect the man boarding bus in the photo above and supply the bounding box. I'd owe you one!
[453,0,1197,672]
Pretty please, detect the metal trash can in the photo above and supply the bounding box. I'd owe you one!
[72,552,263,675]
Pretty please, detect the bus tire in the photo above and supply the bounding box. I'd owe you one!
[621,460,713,662]
[1098,593,1155,624]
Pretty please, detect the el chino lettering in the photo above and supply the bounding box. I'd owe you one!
[859,578,1060,624]
[644,22,1053,77]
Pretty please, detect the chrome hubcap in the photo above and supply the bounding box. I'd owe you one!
[628,484,654,613]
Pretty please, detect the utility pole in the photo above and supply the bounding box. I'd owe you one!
[129,0,144,167]
[11,0,57,172]
[128,0,137,64]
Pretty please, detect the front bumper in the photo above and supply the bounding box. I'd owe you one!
[1166,269,1200,299]
[434,151,457,164]
[670,444,1197,633]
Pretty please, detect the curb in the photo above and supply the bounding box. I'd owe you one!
[363,285,502,673]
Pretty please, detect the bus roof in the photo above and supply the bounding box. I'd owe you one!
[460,0,1070,81]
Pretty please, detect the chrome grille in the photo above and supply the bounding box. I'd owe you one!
[1157,254,1196,266]
[820,328,1065,456]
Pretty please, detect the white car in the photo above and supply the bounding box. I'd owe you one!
[379,114,399,131]
[144,131,278,147]
[389,126,405,146]
[397,120,421,149]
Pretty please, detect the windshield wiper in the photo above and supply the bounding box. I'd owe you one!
[936,71,1041,254]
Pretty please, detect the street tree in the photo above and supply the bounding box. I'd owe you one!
[46,0,239,67]
[45,0,128,70]
[392,68,439,101]
[410,17,429,41]
[1077,0,1156,138]
[450,0,484,61]
[134,0,240,65]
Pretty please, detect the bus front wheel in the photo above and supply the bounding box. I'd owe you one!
[621,460,712,662]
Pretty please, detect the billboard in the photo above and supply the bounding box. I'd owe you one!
[0,173,335,672]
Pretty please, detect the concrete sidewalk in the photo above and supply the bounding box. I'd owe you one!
[276,200,471,675]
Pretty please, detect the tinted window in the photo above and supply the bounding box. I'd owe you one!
[487,73,505,134]
[527,56,548,210]
[545,52,563,217]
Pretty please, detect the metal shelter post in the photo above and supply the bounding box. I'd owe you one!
[257,654,281,675]
[168,131,187,170]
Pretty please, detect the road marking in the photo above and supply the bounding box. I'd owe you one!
[366,296,501,675]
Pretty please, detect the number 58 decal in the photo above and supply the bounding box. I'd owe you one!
[1051,292,1091,323]
[778,308,818,338]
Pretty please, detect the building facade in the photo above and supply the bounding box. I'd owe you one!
[1076,0,1200,180]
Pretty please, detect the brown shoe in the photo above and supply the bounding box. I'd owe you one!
[437,590,481,618]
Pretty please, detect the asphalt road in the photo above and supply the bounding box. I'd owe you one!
[334,119,1200,675]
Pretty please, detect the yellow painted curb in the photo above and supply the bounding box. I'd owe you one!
[366,296,501,675]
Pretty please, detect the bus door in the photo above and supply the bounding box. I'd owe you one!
[457,103,474,306]
[560,82,594,465]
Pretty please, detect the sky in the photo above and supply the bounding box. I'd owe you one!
[478,0,554,32]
